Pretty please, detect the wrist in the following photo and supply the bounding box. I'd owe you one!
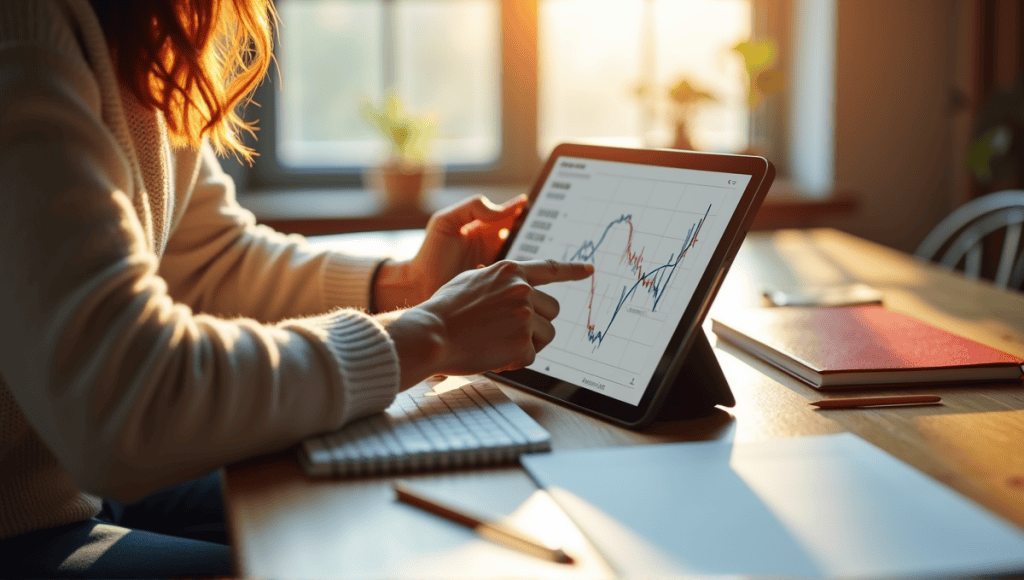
[372,260,423,312]
[376,307,447,389]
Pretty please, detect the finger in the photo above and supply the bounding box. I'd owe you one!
[520,259,595,286]
[462,207,521,238]
[500,193,529,210]
[460,219,505,238]
[532,313,556,352]
[428,197,493,237]
[530,288,560,320]
[497,338,538,373]
[438,194,523,230]
[459,213,525,238]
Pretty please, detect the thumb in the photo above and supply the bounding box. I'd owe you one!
[462,194,525,221]
[451,194,527,235]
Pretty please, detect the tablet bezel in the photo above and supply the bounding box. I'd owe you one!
[490,143,775,428]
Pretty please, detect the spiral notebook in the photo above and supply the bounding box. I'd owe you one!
[299,378,551,477]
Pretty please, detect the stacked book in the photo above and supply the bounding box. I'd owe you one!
[712,305,1024,389]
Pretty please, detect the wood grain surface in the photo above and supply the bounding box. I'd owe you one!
[224,228,1024,578]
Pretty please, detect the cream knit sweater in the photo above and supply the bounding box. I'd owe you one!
[0,0,401,539]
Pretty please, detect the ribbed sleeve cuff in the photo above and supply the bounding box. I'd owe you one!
[302,309,401,426]
[321,253,383,312]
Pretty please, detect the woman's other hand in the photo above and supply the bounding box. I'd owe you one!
[378,260,594,389]
[372,194,528,311]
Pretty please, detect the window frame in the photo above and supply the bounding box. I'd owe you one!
[243,0,540,190]
[237,0,785,193]
[750,0,789,173]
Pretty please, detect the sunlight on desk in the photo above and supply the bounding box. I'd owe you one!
[390,489,613,580]
[915,410,1024,528]
[524,434,1024,578]
[230,463,612,579]
[306,229,424,260]
[770,230,851,286]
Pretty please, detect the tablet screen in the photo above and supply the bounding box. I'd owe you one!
[504,155,752,406]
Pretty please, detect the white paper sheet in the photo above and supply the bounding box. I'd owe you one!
[522,433,1024,579]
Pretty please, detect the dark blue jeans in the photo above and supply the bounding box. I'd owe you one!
[0,472,233,578]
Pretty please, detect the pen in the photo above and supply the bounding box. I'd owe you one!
[811,395,942,409]
[393,481,574,565]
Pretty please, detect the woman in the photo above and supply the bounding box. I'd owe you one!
[0,0,591,576]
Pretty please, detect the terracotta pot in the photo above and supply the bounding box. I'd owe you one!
[381,169,425,211]
[365,165,443,213]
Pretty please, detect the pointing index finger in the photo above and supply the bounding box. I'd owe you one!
[520,260,594,286]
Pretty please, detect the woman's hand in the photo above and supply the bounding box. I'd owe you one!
[378,259,594,389]
[372,194,528,311]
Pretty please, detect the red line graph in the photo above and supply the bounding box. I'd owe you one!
[619,218,660,288]
[586,274,596,332]
[621,219,644,274]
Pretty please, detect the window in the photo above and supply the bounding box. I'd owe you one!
[243,0,768,191]
[275,0,500,168]
[539,0,752,154]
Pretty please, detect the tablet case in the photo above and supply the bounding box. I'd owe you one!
[493,331,734,426]
[492,144,768,429]
[653,331,734,421]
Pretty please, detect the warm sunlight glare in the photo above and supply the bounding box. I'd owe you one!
[539,0,751,154]
[428,376,473,395]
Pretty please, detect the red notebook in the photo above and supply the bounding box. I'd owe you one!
[711,305,1024,389]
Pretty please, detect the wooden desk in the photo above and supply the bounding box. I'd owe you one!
[223,228,1024,579]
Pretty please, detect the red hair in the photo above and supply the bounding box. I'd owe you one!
[89,0,276,161]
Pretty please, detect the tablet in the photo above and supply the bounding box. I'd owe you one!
[491,143,774,428]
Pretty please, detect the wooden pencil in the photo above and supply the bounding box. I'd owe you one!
[393,481,574,565]
[811,395,942,409]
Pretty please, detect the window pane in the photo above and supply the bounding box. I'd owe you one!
[539,0,646,153]
[277,1,383,167]
[397,0,501,165]
[276,0,500,169]
[653,0,751,152]
[539,0,751,156]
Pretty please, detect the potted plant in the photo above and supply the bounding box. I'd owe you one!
[967,74,1024,189]
[733,38,784,157]
[732,39,784,109]
[634,77,717,151]
[359,91,440,212]
[666,78,718,150]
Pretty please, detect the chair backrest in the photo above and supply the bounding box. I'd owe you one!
[914,190,1024,290]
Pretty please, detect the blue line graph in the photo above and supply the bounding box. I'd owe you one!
[569,204,712,349]
[566,214,633,263]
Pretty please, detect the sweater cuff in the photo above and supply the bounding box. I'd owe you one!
[321,253,383,312]
[296,309,401,426]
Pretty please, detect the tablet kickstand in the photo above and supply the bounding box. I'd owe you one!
[655,332,735,421]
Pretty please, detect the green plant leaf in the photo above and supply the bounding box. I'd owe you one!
[733,39,777,74]
[668,79,717,104]
[968,125,1012,183]
[359,90,437,164]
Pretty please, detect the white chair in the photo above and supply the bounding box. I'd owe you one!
[914,190,1024,290]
